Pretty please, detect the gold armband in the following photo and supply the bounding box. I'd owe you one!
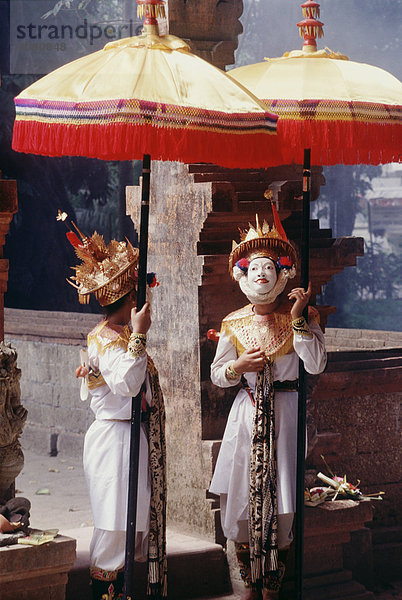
[128,332,147,358]
[225,361,241,381]
[292,317,313,339]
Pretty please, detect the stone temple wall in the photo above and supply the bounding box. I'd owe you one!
[5,317,402,454]
[4,309,99,457]
[311,347,402,583]
[5,305,402,581]
[5,300,402,578]
[126,161,217,536]
[5,310,402,530]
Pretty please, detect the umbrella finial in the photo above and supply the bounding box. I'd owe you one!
[137,0,166,34]
[297,0,324,53]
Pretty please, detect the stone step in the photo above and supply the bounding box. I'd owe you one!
[303,568,353,589]
[304,579,374,600]
[327,346,402,363]
[327,355,402,371]
[371,526,402,544]
[0,534,76,600]
[282,569,376,600]
[229,180,281,192]
[199,225,335,244]
[190,596,238,600]
[62,527,231,600]
[236,192,302,211]
[194,172,267,183]
[5,307,101,345]
[188,164,266,175]
[339,595,375,600]
[198,238,338,256]
[373,542,402,584]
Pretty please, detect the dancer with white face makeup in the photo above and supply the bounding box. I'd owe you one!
[247,258,278,295]
[209,209,327,600]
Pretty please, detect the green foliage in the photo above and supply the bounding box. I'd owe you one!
[320,245,402,331]
[313,163,401,332]
[354,248,402,301]
[329,298,402,331]
[317,165,380,237]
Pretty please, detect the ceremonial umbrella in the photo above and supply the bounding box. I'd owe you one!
[11,2,280,598]
[12,7,279,168]
[230,2,401,166]
[230,2,402,598]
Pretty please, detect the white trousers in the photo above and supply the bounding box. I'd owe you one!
[220,494,294,550]
[90,528,148,571]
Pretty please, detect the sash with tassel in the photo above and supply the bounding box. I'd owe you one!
[145,356,167,599]
[249,360,278,588]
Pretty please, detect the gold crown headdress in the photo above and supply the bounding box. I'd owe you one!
[58,211,139,306]
[228,199,297,277]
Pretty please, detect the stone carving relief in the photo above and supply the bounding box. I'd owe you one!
[0,343,27,500]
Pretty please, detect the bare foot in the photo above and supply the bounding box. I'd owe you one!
[242,589,261,600]
[0,514,22,533]
[262,590,279,600]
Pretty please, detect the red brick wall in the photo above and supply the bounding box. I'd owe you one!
[312,348,402,530]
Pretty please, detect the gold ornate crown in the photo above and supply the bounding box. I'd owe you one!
[229,210,297,276]
[65,221,139,306]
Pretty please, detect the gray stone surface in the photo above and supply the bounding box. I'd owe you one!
[16,444,92,531]
[5,336,94,459]
[127,162,216,539]
[324,328,402,351]
[4,307,402,584]
[0,342,26,500]
[0,532,76,600]
[12,447,402,600]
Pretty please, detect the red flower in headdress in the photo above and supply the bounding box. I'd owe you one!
[236,258,249,272]
[277,256,293,269]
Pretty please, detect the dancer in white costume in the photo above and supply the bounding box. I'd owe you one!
[209,210,326,600]
[69,227,166,600]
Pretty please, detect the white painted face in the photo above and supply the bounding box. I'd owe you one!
[247,257,277,295]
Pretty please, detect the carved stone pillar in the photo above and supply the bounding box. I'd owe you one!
[126,160,364,540]
[168,0,244,69]
[0,173,18,341]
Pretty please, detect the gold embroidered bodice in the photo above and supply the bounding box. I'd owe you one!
[87,320,131,355]
[221,303,294,362]
[86,320,155,391]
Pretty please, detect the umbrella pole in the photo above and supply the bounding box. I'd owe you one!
[295,148,311,600]
[123,154,151,600]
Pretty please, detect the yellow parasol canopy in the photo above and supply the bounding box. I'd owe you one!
[230,0,402,165]
[12,9,280,168]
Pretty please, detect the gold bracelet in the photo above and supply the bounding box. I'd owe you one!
[128,332,147,358]
[292,317,313,338]
[225,361,241,381]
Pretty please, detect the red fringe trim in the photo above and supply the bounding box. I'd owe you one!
[12,118,401,166]
[12,120,284,168]
[276,119,402,165]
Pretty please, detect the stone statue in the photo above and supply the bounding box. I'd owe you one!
[0,343,27,502]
